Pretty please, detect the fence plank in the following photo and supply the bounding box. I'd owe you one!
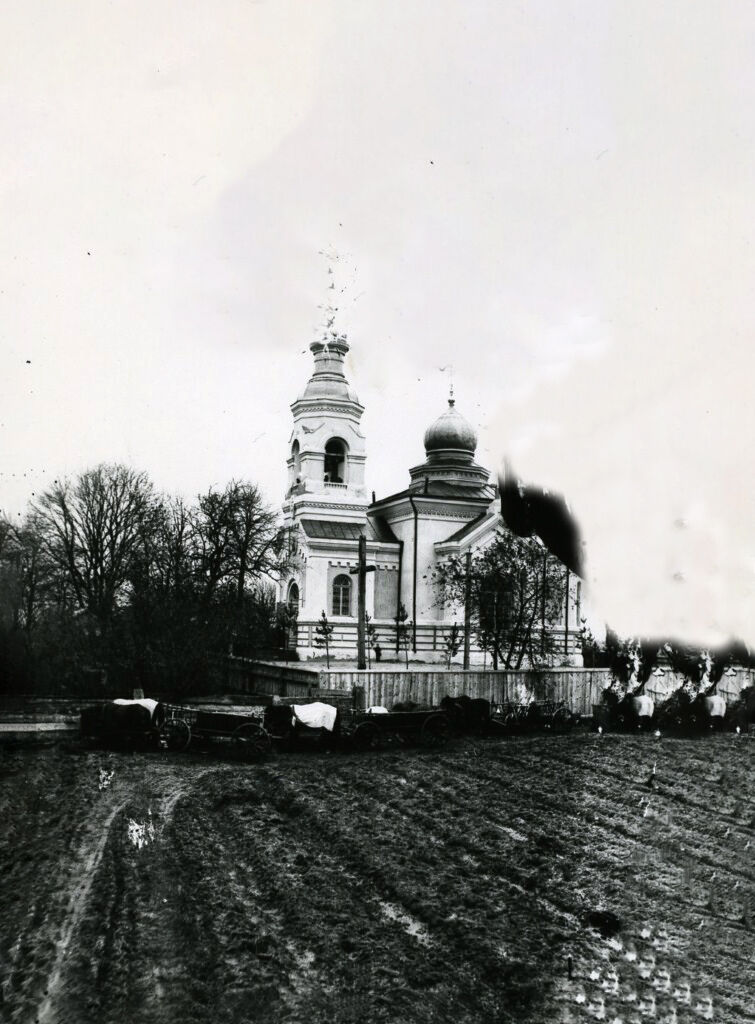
[245,661,755,715]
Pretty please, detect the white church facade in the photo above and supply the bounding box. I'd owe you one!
[278,335,583,665]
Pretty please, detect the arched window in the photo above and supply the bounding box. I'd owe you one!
[324,438,347,483]
[291,440,301,477]
[332,574,352,616]
[287,581,299,616]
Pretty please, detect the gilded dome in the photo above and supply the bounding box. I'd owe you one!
[423,399,478,454]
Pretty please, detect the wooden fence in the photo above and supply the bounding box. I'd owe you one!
[225,658,755,717]
[318,667,612,715]
[240,662,611,715]
[229,659,320,698]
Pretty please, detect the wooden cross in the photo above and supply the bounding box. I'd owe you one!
[350,534,376,670]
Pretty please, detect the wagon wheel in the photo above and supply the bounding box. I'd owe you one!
[551,707,573,734]
[420,714,450,748]
[668,712,685,734]
[148,726,165,752]
[686,711,703,734]
[657,703,677,729]
[613,710,630,733]
[232,722,272,760]
[731,708,749,733]
[164,718,191,752]
[352,721,381,752]
[501,711,519,734]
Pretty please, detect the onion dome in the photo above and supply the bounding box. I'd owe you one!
[423,398,478,455]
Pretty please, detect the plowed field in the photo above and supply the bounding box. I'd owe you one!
[1,733,754,1023]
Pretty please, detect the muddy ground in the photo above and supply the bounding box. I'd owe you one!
[1,732,754,1023]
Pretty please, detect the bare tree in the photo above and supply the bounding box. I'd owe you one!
[125,484,287,692]
[0,512,59,632]
[226,481,285,603]
[0,514,13,558]
[1,468,288,695]
[131,495,195,600]
[192,480,286,604]
[31,464,157,627]
[0,513,23,629]
[14,514,50,631]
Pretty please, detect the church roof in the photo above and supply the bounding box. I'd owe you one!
[301,519,363,540]
[422,481,492,498]
[368,515,400,543]
[442,510,498,544]
[300,517,399,544]
[371,480,494,508]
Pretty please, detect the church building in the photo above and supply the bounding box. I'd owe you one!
[278,334,583,664]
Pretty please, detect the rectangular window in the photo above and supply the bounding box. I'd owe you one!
[332,574,352,616]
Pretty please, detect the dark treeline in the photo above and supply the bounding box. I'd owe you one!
[0,464,290,697]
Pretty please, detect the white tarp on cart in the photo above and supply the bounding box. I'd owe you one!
[632,695,655,718]
[291,702,338,732]
[704,694,727,718]
[113,698,159,719]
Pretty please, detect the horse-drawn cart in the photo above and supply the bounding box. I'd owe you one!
[493,700,575,735]
[81,694,350,758]
[593,692,656,733]
[654,689,729,734]
[346,708,452,751]
[162,704,272,758]
[163,699,349,757]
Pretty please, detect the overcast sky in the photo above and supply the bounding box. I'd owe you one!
[3,1,755,648]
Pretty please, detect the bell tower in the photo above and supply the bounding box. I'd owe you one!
[284,333,368,522]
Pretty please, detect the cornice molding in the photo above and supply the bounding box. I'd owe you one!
[291,501,369,512]
[382,506,484,523]
[291,399,365,417]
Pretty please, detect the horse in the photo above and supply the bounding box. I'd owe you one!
[439,695,491,733]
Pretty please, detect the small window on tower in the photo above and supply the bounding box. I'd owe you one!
[291,440,301,476]
[324,438,347,483]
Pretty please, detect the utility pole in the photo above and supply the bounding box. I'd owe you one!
[350,534,376,670]
[463,550,472,669]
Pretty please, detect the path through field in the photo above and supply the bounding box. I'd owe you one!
[1,733,754,1023]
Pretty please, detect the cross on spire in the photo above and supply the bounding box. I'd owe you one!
[438,364,455,406]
